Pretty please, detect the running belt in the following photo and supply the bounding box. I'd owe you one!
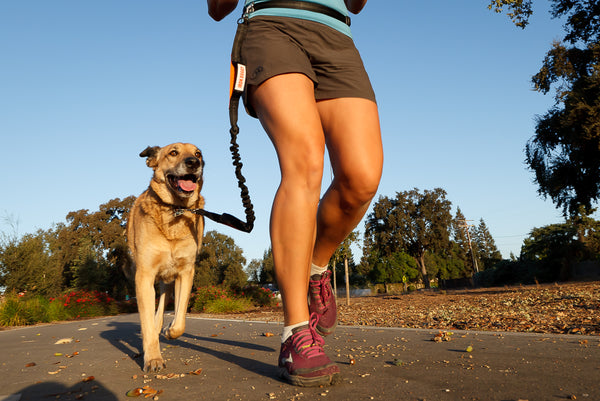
[244,0,351,26]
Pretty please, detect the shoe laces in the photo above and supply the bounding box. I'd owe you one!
[310,271,332,309]
[291,313,325,358]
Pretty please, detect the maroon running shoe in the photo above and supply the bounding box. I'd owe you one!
[308,270,337,336]
[278,313,340,387]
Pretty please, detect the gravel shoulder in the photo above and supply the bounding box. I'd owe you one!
[195,281,600,336]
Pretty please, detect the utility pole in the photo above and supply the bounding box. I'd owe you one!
[458,219,479,273]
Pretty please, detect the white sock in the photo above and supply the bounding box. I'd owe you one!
[310,263,328,277]
[282,320,309,343]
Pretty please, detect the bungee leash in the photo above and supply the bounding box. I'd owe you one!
[173,18,254,233]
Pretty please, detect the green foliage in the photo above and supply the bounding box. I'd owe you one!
[0,289,117,327]
[195,231,247,289]
[236,285,278,307]
[364,250,419,285]
[190,286,235,312]
[364,188,453,288]
[0,230,63,296]
[50,290,119,319]
[203,297,254,314]
[189,285,264,313]
[487,0,533,28]
[246,248,275,285]
[473,219,503,270]
[489,1,600,217]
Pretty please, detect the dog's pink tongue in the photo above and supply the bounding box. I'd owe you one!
[178,179,197,192]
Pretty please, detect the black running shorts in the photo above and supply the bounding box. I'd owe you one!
[241,16,376,117]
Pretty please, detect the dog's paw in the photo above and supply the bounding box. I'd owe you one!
[144,358,166,372]
[163,325,184,340]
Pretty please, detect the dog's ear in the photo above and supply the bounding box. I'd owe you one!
[139,146,161,168]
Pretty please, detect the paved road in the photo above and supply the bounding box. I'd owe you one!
[0,313,598,401]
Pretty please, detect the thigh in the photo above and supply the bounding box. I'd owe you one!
[317,97,383,186]
[250,73,326,177]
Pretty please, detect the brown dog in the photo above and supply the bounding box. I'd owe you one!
[127,143,205,372]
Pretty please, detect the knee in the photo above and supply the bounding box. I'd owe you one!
[281,152,325,194]
[338,169,381,211]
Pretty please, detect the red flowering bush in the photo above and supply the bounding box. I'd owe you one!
[189,286,236,312]
[235,285,278,307]
[50,289,118,319]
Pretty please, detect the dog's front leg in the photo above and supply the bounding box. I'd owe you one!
[164,267,193,340]
[136,273,166,372]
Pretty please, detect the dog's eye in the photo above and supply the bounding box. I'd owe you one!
[195,151,202,158]
[169,150,178,157]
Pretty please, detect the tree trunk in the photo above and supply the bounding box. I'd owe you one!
[418,253,430,289]
[344,257,350,306]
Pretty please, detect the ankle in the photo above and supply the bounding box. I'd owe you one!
[282,320,309,343]
[310,263,328,277]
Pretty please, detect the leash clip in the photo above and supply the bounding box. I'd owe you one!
[173,208,185,217]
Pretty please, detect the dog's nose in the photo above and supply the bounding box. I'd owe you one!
[185,157,201,170]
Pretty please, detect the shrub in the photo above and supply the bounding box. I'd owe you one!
[203,297,254,313]
[0,293,31,326]
[50,289,118,319]
[190,286,236,312]
[236,285,278,307]
[189,285,261,313]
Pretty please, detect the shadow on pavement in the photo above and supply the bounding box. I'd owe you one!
[99,317,278,380]
[8,379,118,401]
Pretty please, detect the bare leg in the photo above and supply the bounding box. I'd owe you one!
[312,98,383,267]
[250,73,326,326]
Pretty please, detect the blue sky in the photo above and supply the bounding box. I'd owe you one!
[1,1,589,265]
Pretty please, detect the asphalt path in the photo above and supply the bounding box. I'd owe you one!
[0,313,598,401]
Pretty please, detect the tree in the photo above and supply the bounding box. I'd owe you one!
[490,0,600,217]
[520,223,580,280]
[363,250,419,287]
[451,208,475,273]
[246,248,275,285]
[0,230,62,296]
[473,219,503,270]
[195,230,247,289]
[364,188,453,288]
[55,197,135,298]
[331,231,359,287]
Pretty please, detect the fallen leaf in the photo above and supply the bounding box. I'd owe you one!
[54,338,73,345]
[263,332,275,337]
[25,362,36,367]
[189,368,202,375]
[126,388,144,397]
[82,376,95,382]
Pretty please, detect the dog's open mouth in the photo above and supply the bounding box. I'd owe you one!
[167,174,198,194]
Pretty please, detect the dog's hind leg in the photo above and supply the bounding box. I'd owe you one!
[136,272,166,372]
[164,268,194,340]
